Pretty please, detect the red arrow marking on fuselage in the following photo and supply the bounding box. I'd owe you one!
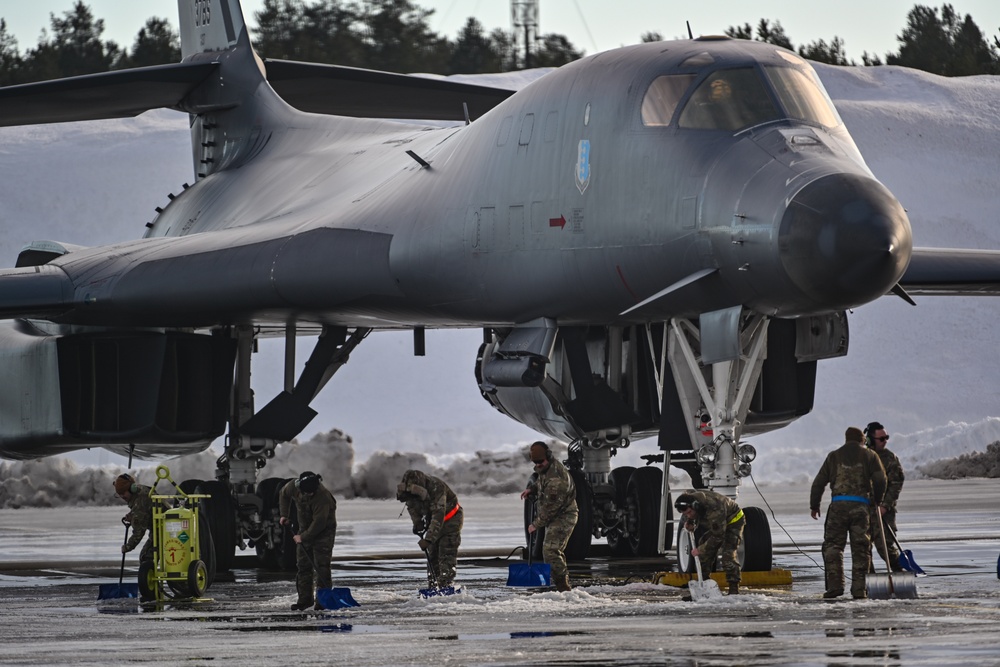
[549,215,566,229]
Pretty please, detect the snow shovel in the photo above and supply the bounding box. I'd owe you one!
[687,530,723,601]
[300,542,359,610]
[866,512,918,599]
[98,521,140,600]
[506,537,551,587]
[886,524,926,576]
[418,539,458,597]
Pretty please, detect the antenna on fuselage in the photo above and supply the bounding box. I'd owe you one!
[686,21,693,39]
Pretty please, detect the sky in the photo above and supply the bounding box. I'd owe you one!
[3,0,1000,64]
[1,9,1000,495]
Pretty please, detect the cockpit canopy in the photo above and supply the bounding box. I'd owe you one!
[640,54,842,132]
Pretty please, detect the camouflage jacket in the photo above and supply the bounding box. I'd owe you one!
[123,484,153,552]
[810,441,887,511]
[279,480,337,543]
[876,447,905,510]
[399,470,461,543]
[532,458,578,529]
[684,490,742,554]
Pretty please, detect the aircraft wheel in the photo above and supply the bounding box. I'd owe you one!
[740,506,772,571]
[565,470,592,561]
[187,559,208,597]
[606,466,636,556]
[137,561,156,601]
[625,467,671,557]
[178,479,204,496]
[196,506,217,587]
[254,477,288,570]
[197,480,237,573]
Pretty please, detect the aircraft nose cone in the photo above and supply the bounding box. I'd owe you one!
[778,173,912,310]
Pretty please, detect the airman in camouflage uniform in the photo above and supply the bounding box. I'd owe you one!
[521,442,578,592]
[865,421,905,571]
[397,469,463,590]
[279,471,337,610]
[675,490,745,595]
[114,473,154,565]
[810,427,887,599]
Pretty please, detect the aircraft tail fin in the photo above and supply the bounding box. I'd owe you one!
[179,0,247,60]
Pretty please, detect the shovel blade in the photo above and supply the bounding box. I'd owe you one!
[98,583,139,600]
[418,585,458,598]
[688,579,724,601]
[506,562,551,587]
[315,587,360,610]
[866,572,918,600]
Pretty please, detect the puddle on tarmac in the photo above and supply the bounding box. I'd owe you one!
[431,631,590,641]
[228,622,390,634]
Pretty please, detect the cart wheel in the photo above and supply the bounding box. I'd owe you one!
[138,561,156,601]
[187,559,208,597]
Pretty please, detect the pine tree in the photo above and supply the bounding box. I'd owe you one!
[21,1,120,81]
[116,18,181,69]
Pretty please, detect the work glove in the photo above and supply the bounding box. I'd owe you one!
[121,514,132,527]
[412,526,423,535]
[418,539,430,551]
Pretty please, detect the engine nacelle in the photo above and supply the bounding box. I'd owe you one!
[0,320,236,459]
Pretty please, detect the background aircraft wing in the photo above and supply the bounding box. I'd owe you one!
[262,59,515,120]
[0,62,218,127]
[900,247,1000,295]
[0,59,516,128]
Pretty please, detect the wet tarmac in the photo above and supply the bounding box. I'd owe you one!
[1,480,999,666]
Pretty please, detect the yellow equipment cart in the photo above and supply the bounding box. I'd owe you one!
[138,465,212,603]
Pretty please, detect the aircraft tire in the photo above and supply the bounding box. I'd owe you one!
[178,479,204,496]
[254,477,288,570]
[740,506,772,571]
[626,467,663,557]
[606,466,636,556]
[197,480,237,573]
[197,506,217,587]
[565,470,592,561]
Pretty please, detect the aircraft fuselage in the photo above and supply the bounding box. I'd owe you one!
[38,39,910,331]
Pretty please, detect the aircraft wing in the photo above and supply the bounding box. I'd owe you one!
[900,248,1000,296]
[262,59,515,120]
[0,59,515,128]
[0,62,219,127]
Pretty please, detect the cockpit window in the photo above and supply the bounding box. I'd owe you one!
[641,74,696,126]
[677,68,780,131]
[764,66,841,128]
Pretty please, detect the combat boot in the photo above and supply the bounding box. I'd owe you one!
[728,583,739,595]
[555,575,572,592]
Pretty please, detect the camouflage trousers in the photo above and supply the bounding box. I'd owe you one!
[869,507,901,570]
[822,501,871,597]
[699,517,745,585]
[139,538,153,565]
[426,516,463,589]
[542,510,578,579]
[295,530,336,604]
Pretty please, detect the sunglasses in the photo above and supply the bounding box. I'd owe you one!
[531,459,547,465]
[875,436,889,442]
